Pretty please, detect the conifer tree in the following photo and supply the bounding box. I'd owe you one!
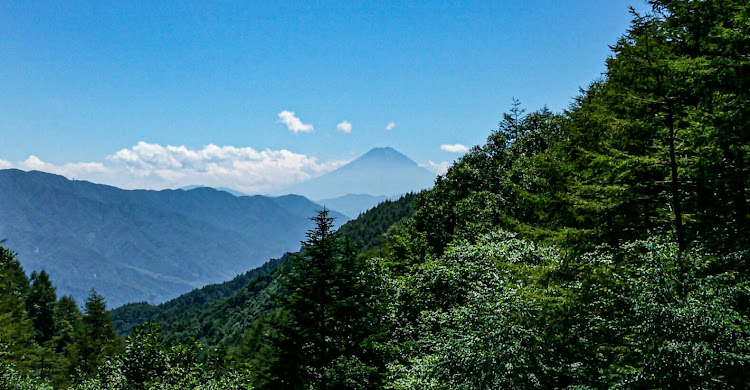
[0,246,38,373]
[566,1,750,253]
[26,270,57,344]
[260,209,386,389]
[78,289,118,374]
[52,295,83,385]
[284,209,338,389]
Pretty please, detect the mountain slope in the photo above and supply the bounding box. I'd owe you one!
[317,194,390,219]
[282,147,436,199]
[112,253,290,340]
[111,193,418,346]
[0,169,347,307]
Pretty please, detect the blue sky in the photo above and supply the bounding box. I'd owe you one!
[0,0,649,194]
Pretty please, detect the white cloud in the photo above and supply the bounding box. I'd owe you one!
[0,159,11,169]
[385,122,396,131]
[18,155,112,177]
[104,142,347,193]
[336,120,352,134]
[278,110,314,134]
[3,143,348,194]
[440,143,470,153]
[421,160,451,175]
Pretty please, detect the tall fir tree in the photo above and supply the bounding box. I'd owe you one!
[258,209,386,389]
[26,270,57,344]
[566,1,750,253]
[78,288,119,375]
[0,245,38,374]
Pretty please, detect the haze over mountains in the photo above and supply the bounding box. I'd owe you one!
[281,147,436,200]
[184,147,435,218]
[0,146,437,308]
[317,194,390,219]
[0,169,348,307]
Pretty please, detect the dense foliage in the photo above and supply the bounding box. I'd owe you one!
[0,246,121,388]
[249,210,388,389]
[334,193,417,253]
[385,234,749,389]
[111,254,290,346]
[2,1,749,388]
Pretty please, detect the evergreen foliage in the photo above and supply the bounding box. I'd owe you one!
[565,0,750,252]
[111,254,289,346]
[26,270,57,345]
[67,321,253,390]
[2,1,749,388]
[335,193,417,253]
[255,209,388,389]
[0,246,38,374]
[0,245,121,388]
[385,233,750,388]
[77,289,120,375]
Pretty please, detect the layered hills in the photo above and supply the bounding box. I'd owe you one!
[111,193,419,346]
[0,169,347,307]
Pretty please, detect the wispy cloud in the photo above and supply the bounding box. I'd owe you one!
[385,122,396,131]
[440,143,469,153]
[336,120,352,134]
[421,160,451,175]
[3,142,349,194]
[278,110,314,134]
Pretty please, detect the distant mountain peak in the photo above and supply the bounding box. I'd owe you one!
[363,146,398,155]
[280,147,435,199]
[355,147,418,166]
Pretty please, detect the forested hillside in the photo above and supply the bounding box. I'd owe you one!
[0,189,417,388]
[2,1,749,389]
[110,254,290,340]
[110,193,418,348]
[333,193,416,252]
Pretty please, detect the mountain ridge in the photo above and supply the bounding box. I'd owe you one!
[0,169,348,307]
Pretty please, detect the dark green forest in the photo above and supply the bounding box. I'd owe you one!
[2,1,750,388]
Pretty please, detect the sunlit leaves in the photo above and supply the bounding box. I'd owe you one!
[386,233,750,389]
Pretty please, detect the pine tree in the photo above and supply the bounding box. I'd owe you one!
[285,209,338,389]
[78,288,119,374]
[52,295,83,386]
[26,270,57,344]
[566,1,750,253]
[259,209,386,389]
[0,246,38,374]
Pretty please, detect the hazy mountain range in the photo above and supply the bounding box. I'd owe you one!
[181,147,435,218]
[179,185,249,197]
[0,169,348,307]
[0,146,436,308]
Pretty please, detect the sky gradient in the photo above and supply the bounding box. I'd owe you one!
[1,0,649,194]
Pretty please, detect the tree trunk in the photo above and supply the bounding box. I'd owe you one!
[667,109,686,251]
